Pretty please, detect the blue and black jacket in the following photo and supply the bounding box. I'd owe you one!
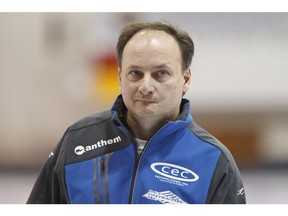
[27,95,246,204]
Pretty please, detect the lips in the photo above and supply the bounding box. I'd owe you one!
[135,99,156,103]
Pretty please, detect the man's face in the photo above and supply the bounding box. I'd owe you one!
[119,30,191,122]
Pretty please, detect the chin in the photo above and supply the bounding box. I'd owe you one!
[135,109,158,118]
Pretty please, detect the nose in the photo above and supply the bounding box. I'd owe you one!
[138,75,155,96]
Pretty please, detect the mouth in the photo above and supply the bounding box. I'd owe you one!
[135,99,156,104]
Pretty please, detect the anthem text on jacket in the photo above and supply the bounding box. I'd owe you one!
[74,136,121,155]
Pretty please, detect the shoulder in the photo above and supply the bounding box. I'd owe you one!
[68,110,112,132]
[187,121,237,165]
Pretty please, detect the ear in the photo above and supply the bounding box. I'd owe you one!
[182,68,191,95]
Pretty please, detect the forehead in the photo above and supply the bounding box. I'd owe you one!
[123,30,181,60]
[130,29,176,42]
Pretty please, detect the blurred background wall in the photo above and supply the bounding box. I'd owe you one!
[0,12,287,203]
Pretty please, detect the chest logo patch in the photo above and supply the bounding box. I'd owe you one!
[150,162,199,182]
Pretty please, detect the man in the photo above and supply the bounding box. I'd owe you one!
[27,21,246,204]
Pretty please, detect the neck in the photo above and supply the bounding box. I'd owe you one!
[125,111,177,140]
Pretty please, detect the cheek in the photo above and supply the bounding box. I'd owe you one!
[120,82,136,95]
[175,77,186,92]
[119,75,128,91]
[167,77,185,92]
[163,80,185,102]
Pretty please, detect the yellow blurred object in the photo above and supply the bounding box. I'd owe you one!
[90,52,120,107]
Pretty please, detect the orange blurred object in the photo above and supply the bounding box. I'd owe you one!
[90,52,120,106]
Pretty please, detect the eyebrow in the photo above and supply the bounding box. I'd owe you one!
[127,65,141,70]
[153,64,169,69]
[127,63,169,70]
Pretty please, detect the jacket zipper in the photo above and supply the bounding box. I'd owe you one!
[128,146,140,203]
[129,122,170,203]
[111,114,140,203]
[112,112,172,203]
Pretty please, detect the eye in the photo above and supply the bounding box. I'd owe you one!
[158,70,168,76]
[127,70,143,81]
[153,70,170,79]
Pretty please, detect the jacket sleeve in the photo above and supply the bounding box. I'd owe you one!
[206,154,246,204]
[26,132,68,204]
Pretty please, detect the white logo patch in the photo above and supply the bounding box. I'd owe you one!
[74,136,121,155]
[48,151,54,158]
[151,162,199,183]
[74,146,85,155]
[237,187,245,196]
[142,190,187,204]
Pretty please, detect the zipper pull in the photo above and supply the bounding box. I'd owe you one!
[100,156,105,171]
